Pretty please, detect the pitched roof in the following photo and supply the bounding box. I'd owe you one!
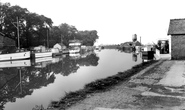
[168,19,185,35]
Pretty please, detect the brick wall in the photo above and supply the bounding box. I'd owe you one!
[171,35,185,59]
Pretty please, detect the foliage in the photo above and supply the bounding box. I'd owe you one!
[50,23,99,47]
[77,30,99,46]
[0,2,53,48]
[0,2,99,48]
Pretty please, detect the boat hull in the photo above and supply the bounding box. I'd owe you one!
[0,59,31,68]
[0,51,30,61]
[35,52,52,58]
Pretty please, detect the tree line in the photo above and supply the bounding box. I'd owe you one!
[0,2,99,48]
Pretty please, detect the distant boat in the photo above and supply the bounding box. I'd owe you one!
[0,51,30,61]
[68,40,81,53]
[0,59,31,68]
[32,46,52,58]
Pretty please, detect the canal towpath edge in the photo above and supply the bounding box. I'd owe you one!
[65,59,185,110]
[61,59,170,110]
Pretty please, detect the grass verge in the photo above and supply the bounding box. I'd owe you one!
[50,60,158,109]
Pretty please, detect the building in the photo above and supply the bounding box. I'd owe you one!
[168,18,185,59]
[53,43,67,51]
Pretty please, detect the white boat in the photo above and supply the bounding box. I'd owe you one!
[35,51,53,58]
[0,51,30,61]
[32,46,53,58]
[68,40,81,53]
[0,59,31,68]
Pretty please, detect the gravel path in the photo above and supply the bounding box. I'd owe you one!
[65,60,184,110]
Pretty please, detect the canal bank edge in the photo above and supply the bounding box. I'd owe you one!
[49,60,160,109]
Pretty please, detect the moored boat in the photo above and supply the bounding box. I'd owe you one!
[31,45,52,58]
[35,51,53,58]
[68,40,82,53]
[0,51,30,61]
[0,59,31,68]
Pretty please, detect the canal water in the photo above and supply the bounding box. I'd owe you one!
[0,49,142,110]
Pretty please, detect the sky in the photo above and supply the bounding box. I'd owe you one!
[1,0,185,45]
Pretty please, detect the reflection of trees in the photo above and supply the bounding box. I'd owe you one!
[49,52,99,76]
[118,47,133,53]
[77,53,99,66]
[0,52,99,109]
[0,66,55,109]
[0,68,20,109]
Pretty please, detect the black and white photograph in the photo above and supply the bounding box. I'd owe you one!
[0,0,185,110]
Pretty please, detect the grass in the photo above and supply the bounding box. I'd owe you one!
[49,60,158,110]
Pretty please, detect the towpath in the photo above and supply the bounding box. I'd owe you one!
[66,58,185,110]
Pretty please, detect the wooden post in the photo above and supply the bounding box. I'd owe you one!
[17,17,20,49]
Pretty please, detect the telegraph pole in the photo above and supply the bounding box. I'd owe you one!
[12,17,21,49]
[17,17,20,49]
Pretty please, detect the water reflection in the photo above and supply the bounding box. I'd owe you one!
[0,51,99,110]
[0,49,142,110]
[132,53,138,62]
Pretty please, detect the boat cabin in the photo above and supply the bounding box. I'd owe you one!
[69,40,82,47]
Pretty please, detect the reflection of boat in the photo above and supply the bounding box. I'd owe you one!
[0,59,31,68]
[35,57,52,63]
[0,51,30,61]
[81,51,95,58]
[52,56,63,63]
[69,47,80,53]
[69,53,80,57]
[34,57,52,68]
[69,53,81,59]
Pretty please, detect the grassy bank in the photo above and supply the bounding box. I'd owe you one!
[49,60,158,109]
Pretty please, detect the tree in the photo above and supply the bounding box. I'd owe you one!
[77,30,99,46]
[0,2,53,48]
[0,3,28,41]
[24,13,53,47]
[58,23,78,46]
[50,26,62,46]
